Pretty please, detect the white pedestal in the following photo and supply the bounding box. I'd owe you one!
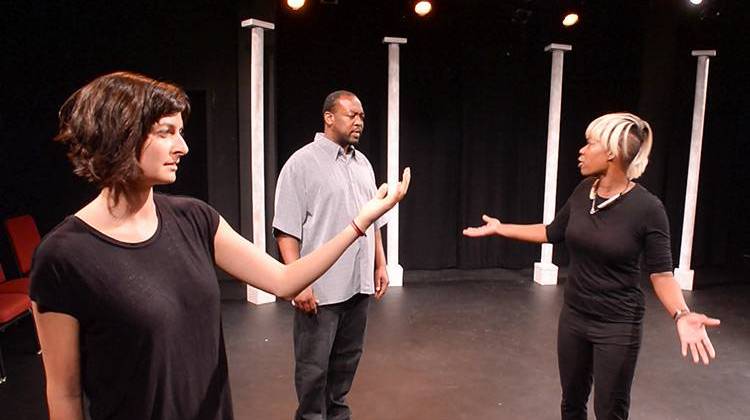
[532,44,570,286]
[242,18,276,305]
[247,287,276,304]
[383,37,407,290]
[674,267,695,291]
[674,50,715,295]
[387,264,404,287]
[533,262,558,286]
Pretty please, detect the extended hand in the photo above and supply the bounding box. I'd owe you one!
[355,168,411,229]
[463,214,502,238]
[677,312,720,365]
[293,287,318,314]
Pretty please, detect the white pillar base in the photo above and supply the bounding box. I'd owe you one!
[246,286,276,305]
[674,267,695,291]
[387,264,404,287]
[533,262,558,285]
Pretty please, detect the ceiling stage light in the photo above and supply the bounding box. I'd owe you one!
[414,1,432,17]
[562,13,579,27]
[689,0,703,4]
[287,0,305,10]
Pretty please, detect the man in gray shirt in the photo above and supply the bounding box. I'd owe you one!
[273,90,388,420]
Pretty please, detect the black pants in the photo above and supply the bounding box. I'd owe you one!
[557,305,642,420]
[294,293,371,420]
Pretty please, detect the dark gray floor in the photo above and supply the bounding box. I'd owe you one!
[1,269,749,419]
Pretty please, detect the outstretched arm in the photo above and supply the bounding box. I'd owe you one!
[463,214,548,244]
[215,168,410,300]
[650,272,720,365]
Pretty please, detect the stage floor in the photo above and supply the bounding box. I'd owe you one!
[2,269,748,419]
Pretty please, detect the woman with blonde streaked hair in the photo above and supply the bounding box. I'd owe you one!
[464,112,719,419]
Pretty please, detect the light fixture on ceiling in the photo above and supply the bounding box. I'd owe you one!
[562,13,579,27]
[414,1,432,17]
[287,0,305,10]
[689,0,703,5]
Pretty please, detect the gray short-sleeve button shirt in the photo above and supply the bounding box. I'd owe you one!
[273,133,386,305]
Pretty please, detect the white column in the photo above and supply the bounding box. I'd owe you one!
[383,37,407,287]
[534,43,572,286]
[674,50,716,291]
[241,18,276,304]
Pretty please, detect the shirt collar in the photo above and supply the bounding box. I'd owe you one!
[314,133,358,161]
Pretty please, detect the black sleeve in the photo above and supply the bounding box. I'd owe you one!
[165,195,221,257]
[29,245,81,319]
[643,198,673,274]
[186,198,221,246]
[545,199,571,244]
[546,178,593,244]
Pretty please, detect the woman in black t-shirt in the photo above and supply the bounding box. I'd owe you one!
[30,72,411,420]
[464,113,719,419]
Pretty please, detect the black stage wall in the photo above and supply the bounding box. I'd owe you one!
[1,1,748,286]
[0,0,275,276]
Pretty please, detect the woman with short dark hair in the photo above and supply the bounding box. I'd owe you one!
[31,71,410,420]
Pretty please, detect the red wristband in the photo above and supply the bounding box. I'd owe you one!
[351,220,366,237]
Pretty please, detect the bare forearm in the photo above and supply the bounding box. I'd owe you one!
[276,234,301,264]
[498,223,548,243]
[216,218,362,299]
[277,226,362,297]
[47,395,84,420]
[374,228,386,268]
[32,306,84,420]
[651,273,689,316]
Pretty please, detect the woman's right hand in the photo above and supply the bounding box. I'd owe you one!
[676,312,720,365]
[354,168,411,229]
[463,214,503,238]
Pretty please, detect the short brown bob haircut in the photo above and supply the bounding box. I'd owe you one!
[55,71,190,202]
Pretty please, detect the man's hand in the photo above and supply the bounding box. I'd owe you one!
[293,287,318,314]
[374,266,389,300]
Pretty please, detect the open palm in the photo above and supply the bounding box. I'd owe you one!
[677,312,720,365]
[463,214,502,238]
[356,168,411,228]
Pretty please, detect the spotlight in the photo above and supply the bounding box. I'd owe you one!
[287,0,305,10]
[689,0,703,4]
[562,13,579,27]
[414,1,432,17]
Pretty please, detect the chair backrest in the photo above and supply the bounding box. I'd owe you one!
[4,215,41,276]
[0,263,6,283]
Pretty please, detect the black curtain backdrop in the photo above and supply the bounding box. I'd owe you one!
[0,0,267,278]
[273,0,749,281]
[1,1,748,285]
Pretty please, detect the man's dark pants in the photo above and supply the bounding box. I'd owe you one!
[294,293,371,420]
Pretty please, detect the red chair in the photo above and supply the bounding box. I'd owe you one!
[0,263,30,294]
[0,293,32,384]
[2,215,41,294]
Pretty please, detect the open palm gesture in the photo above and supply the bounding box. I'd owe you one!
[677,312,720,365]
[463,214,502,238]
[356,168,411,229]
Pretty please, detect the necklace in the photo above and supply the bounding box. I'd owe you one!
[589,178,631,215]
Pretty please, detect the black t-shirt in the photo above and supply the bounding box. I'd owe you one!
[546,178,673,323]
[30,194,233,420]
